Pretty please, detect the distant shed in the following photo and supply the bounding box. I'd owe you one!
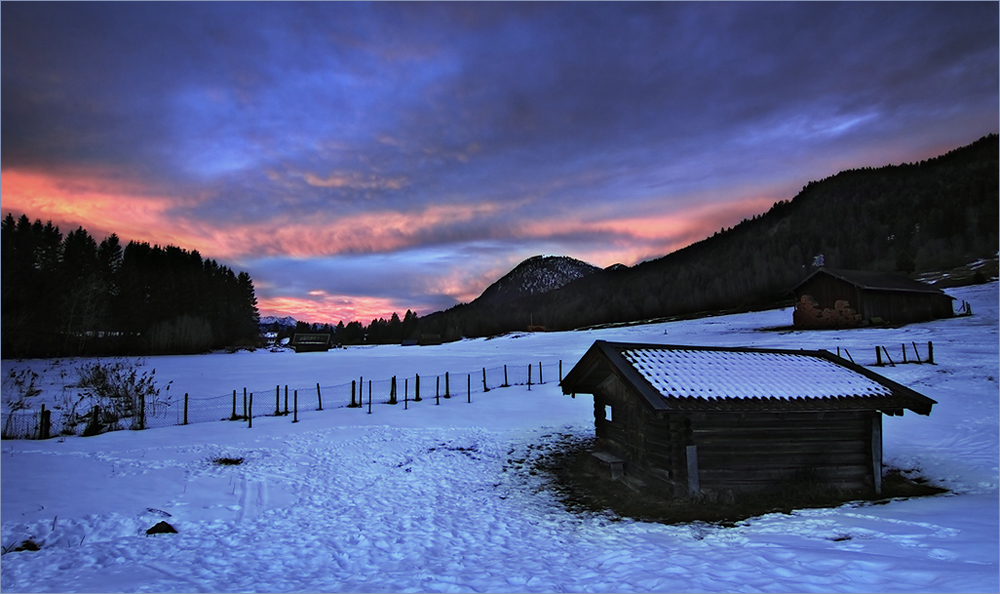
[290,333,332,353]
[792,268,954,328]
[561,340,936,500]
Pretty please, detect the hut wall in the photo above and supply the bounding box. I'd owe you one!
[593,378,688,495]
[861,290,953,323]
[592,373,883,499]
[593,375,642,463]
[688,410,879,496]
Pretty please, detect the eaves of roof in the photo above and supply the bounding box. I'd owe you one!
[560,340,936,416]
[793,268,952,297]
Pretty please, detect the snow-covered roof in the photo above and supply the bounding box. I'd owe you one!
[562,341,936,415]
[621,347,892,400]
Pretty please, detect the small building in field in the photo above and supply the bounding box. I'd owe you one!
[560,340,935,500]
[290,333,332,353]
[792,268,954,328]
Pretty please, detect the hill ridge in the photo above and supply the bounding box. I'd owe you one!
[420,134,998,339]
[473,255,601,307]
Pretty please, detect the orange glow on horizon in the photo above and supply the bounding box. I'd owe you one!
[258,293,419,326]
[1,167,510,261]
[3,166,789,324]
[0,169,199,246]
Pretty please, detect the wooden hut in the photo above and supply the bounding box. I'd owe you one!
[792,268,954,328]
[290,333,332,353]
[560,340,936,500]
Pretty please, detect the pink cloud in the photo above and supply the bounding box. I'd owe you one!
[0,168,194,244]
[258,293,412,325]
[2,166,788,323]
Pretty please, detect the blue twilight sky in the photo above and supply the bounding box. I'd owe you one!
[2,2,997,323]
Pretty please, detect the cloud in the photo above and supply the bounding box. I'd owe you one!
[2,2,996,323]
[301,171,409,191]
[0,168,196,243]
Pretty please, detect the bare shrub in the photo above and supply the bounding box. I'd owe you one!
[2,368,41,438]
[74,359,170,434]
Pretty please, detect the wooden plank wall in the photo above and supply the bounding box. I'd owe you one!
[594,376,646,470]
[593,376,880,499]
[689,411,876,495]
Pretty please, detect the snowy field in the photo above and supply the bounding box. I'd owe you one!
[1,282,997,593]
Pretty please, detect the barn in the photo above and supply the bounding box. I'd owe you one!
[560,340,936,500]
[792,268,954,328]
[290,333,332,353]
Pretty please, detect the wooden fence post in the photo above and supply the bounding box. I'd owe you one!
[881,346,895,366]
[415,374,422,401]
[503,365,509,387]
[38,405,50,440]
[559,360,563,383]
[902,344,907,364]
[928,341,934,364]
[911,342,922,363]
[875,346,882,366]
[468,374,471,404]
[436,377,440,405]
[405,378,409,410]
[351,380,357,407]
[539,362,543,384]
[528,364,532,391]
[293,390,298,423]
[183,393,189,425]
[367,380,372,414]
[317,383,323,411]
[284,385,289,416]
[445,372,450,399]
[248,393,253,428]
[275,385,281,416]
[389,376,397,405]
[483,368,489,392]
[138,392,146,431]
[232,390,238,420]
[243,388,248,420]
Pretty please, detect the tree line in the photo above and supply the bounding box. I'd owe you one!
[2,215,260,358]
[418,134,999,339]
[263,310,421,346]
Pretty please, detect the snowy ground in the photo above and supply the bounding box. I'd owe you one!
[1,282,997,593]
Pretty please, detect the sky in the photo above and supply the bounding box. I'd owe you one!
[2,2,997,325]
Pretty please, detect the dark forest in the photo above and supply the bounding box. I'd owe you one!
[419,134,998,340]
[2,217,260,358]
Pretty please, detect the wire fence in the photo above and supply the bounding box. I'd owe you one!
[1,360,567,439]
[2,341,938,440]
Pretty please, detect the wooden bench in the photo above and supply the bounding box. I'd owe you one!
[591,451,625,480]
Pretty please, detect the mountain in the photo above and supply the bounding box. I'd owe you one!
[473,255,601,307]
[259,315,298,329]
[420,134,998,340]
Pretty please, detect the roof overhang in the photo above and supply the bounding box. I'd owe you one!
[791,268,954,299]
[561,340,936,416]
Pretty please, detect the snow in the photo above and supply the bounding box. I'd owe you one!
[621,347,894,400]
[2,282,997,593]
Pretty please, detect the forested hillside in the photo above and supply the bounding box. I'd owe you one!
[1,216,260,357]
[421,134,998,339]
